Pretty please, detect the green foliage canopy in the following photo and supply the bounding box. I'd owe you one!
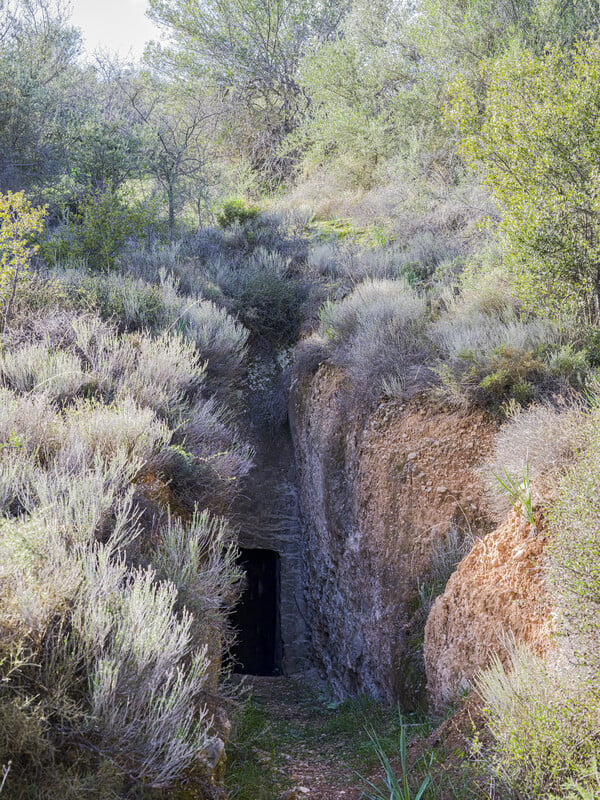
[447,39,600,323]
[292,0,430,183]
[147,0,348,182]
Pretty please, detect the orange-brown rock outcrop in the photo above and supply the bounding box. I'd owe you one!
[424,508,552,713]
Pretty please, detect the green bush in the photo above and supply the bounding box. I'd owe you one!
[475,647,600,798]
[41,187,157,270]
[217,198,259,229]
[447,40,600,324]
[549,403,600,671]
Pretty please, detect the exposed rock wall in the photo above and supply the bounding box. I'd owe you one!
[289,365,496,702]
[424,509,552,713]
[233,428,312,675]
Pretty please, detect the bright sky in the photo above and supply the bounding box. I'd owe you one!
[69,0,162,61]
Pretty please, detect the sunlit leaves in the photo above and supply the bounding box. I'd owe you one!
[447,40,600,322]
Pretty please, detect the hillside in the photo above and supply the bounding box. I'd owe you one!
[2,0,600,798]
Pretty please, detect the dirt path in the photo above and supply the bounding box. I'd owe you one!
[226,675,403,800]
[246,676,365,800]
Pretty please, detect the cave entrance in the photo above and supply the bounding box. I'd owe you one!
[232,548,282,676]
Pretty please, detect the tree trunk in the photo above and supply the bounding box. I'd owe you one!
[167,183,175,241]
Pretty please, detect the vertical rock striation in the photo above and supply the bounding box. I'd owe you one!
[290,364,496,703]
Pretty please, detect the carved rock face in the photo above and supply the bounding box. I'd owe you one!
[290,364,496,705]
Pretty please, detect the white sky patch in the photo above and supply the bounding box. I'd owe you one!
[69,0,162,61]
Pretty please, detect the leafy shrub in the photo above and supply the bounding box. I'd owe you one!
[41,187,157,270]
[475,647,600,798]
[0,191,47,330]
[447,40,600,324]
[217,198,259,229]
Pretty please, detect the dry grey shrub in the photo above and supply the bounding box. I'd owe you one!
[118,239,183,280]
[61,269,249,389]
[180,295,249,385]
[153,511,242,644]
[432,312,557,363]
[0,513,82,649]
[292,334,329,378]
[0,388,63,458]
[2,309,95,351]
[59,397,172,471]
[0,341,90,401]
[72,550,217,788]
[547,404,600,675]
[308,238,449,288]
[20,452,142,550]
[482,397,589,519]
[71,318,207,417]
[0,280,252,792]
[0,454,35,515]
[318,278,431,397]
[430,292,564,407]
[179,397,254,485]
[115,332,206,418]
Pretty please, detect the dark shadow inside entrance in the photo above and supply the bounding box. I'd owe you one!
[232,548,282,675]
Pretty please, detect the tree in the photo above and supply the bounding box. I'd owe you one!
[291,0,431,185]
[116,68,221,238]
[146,0,347,184]
[0,0,80,190]
[446,39,600,323]
[0,190,46,329]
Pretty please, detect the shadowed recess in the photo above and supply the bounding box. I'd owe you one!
[232,548,282,676]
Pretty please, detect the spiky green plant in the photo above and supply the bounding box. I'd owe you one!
[493,459,535,526]
[360,714,432,800]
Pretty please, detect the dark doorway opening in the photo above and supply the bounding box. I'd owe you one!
[232,548,282,675]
